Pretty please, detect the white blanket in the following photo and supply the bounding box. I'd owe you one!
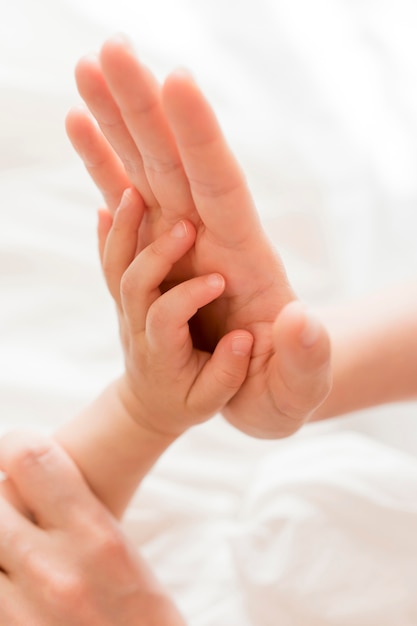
[1,1,417,623]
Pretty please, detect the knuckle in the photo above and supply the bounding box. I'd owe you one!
[45,570,89,614]
[189,170,243,200]
[148,237,166,259]
[214,365,243,391]
[8,438,54,475]
[143,152,182,176]
[5,531,41,573]
[90,518,121,553]
[96,527,129,565]
[123,156,141,182]
[146,300,166,333]
[20,546,47,578]
[83,516,133,571]
[124,97,158,121]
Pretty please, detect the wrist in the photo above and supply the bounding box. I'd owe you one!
[55,378,179,518]
[116,374,190,439]
[114,376,180,440]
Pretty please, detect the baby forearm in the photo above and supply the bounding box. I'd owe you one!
[311,281,417,421]
[55,378,177,519]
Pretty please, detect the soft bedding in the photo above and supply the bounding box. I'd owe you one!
[1,1,417,624]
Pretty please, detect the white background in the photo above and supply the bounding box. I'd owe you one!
[1,1,417,624]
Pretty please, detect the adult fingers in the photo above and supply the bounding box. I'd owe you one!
[163,70,262,245]
[74,53,156,208]
[99,37,195,222]
[120,220,197,334]
[66,106,130,212]
[271,300,332,429]
[0,492,40,574]
[0,431,99,530]
[0,476,30,518]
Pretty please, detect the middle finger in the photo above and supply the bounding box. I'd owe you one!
[99,37,196,222]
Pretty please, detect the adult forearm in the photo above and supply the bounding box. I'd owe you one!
[311,281,417,421]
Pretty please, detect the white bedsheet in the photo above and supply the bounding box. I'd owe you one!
[1,1,417,623]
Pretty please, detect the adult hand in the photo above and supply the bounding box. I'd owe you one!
[0,431,185,626]
[67,37,331,438]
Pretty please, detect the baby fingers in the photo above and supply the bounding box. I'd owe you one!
[120,219,197,334]
[145,272,227,356]
[145,274,254,416]
[101,187,145,304]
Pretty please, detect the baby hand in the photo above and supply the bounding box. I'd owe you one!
[98,188,254,437]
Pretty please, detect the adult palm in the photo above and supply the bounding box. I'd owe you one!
[67,37,331,438]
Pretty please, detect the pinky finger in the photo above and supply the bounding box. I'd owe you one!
[271,300,332,428]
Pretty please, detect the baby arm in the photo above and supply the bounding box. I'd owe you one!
[0,186,212,624]
[55,188,253,517]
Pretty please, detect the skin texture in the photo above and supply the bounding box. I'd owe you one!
[66,36,332,439]
[0,432,186,626]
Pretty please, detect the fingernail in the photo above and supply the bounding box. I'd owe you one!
[171,221,188,238]
[205,273,225,289]
[300,310,321,348]
[232,334,253,356]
